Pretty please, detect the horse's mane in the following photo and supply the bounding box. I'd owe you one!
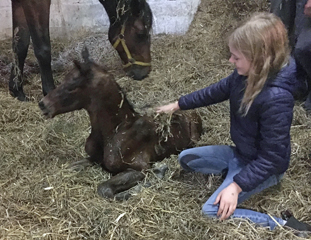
[116,0,153,29]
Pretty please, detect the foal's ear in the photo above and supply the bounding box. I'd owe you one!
[73,60,90,76]
[81,46,91,64]
[73,60,83,71]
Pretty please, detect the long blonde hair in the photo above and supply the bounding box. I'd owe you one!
[228,12,290,115]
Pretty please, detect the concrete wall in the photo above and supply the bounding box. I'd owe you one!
[0,0,200,40]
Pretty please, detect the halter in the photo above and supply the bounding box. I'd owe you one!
[112,25,151,68]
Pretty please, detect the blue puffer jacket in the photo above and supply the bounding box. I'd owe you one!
[178,58,303,192]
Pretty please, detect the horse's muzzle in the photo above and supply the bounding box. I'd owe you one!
[126,65,151,80]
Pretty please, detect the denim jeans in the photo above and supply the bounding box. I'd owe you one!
[178,145,286,230]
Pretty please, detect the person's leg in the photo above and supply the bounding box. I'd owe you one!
[294,5,311,110]
[202,157,285,230]
[270,0,296,47]
[178,145,234,174]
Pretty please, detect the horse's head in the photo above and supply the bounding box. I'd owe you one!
[109,0,152,80]
[39,48,114,118]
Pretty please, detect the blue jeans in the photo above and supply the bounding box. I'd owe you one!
[178,145,286,230]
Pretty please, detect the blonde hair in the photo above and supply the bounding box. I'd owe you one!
[228,12,290,115]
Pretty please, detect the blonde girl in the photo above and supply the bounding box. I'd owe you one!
[157,12,311,231]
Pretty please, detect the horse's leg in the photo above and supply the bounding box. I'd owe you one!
[9,0,31,101]
[97,169,145,198]
[305,91,311,111]
[21,0,55,96]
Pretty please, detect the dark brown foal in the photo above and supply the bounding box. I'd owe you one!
[39,48,202,199]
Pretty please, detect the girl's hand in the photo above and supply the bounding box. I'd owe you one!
[214,182,242,220]
[156,101,180,113]
[305,0,311,17]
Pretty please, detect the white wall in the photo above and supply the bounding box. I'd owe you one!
[149,0,201,35]
[0,0,12,40]
[0,0,200,40]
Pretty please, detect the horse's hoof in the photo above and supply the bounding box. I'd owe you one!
[9,89,29,101]
[152,164,168,179]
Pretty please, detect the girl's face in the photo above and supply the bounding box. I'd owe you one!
[229,45,251,76]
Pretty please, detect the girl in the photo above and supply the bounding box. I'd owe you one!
[157,12,311,232]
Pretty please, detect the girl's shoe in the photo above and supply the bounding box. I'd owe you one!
[281,210,311,232]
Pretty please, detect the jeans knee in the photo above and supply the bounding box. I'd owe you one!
[179,154,198,171]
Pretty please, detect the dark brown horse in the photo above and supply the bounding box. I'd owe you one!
[39,48,202,199]
[10,0,152,101]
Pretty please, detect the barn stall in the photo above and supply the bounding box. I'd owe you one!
[0,0,311,239]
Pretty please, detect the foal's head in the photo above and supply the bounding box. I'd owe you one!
[109,0,152,80]
[39,49,115,118]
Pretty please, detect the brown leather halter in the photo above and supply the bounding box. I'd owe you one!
[112,25,151,68]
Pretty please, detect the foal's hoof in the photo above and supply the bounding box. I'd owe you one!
[152,163,168,179]
[68,159,93,171]
[114,191,131,201]
[97,184,114,199]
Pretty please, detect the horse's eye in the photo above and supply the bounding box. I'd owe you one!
[137,33,145,38]
[136,32,149,41]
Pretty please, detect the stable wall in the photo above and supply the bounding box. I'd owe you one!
[0,0,200,40]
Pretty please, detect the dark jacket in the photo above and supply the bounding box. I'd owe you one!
[178,58,300,192]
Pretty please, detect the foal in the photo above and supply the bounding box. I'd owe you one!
[39,49,202,198]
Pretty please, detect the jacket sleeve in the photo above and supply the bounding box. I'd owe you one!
[233,90,294,192]
[178,71,237,110]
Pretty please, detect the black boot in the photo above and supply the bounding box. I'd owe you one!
[281,210,311,232]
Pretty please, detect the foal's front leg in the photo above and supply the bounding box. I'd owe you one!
[84,131,104,164]
[97,169,145,198]
[69,132,103,170]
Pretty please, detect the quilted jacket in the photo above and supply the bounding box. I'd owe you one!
[178,58,303,192]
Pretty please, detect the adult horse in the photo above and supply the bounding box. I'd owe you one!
[10,0,152,101]
[39,48,202,199]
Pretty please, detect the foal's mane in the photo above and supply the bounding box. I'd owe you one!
[88,60,137,114]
